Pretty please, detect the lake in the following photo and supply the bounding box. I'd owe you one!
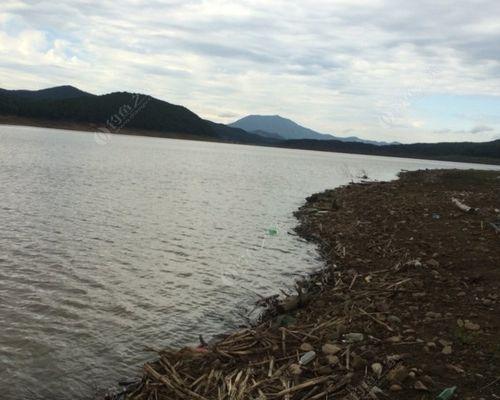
[0,125,497,399]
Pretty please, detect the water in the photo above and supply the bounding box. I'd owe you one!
[0,125,497,399]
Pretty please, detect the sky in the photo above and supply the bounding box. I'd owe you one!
[0,0,499,144]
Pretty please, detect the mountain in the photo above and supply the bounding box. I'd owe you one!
[0,86,262,141]
[0,85,93,101]
[229,115,396,145]
[0,85,498,165]
[251,130,284,140]
[230,115,334,141]
[280,138,500,164]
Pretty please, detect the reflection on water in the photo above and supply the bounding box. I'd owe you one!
[0,125,497,399]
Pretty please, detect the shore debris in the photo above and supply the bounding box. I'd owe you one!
[451,197,477,213]
[115,170,500,400]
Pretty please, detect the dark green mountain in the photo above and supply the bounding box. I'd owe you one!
[280,138,500,164]
[0,87,259,140]
[0,85,92,101]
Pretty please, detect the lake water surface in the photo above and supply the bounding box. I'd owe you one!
[1,125,497,399]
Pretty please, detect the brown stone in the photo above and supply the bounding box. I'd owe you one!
[322,343,342,355]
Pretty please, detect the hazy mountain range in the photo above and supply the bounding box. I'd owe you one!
[230,115,397,145]
[0,85,498,165]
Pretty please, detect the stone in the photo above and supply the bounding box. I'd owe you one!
[387,315,402,324]
[317,365,333,375]
[438,339,452,347]
[387,365,408,383]
[289,363,302,375]
[351,354,366,370]
[425,311,442,319]
[322,343,342,355]
[371,362,383,377]
[427,258,440,268]
[464,320,480,331]
[442,345,453,355]
[390,384,402,392]
[300,343,314,352]
[326,355,340,365]
[421,375,434,386]
[386,335,402,343]
[414,380,429,391]
[344,333,364,343]
[446,364,465,374]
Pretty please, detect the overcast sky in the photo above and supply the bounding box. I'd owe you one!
[1,0,499,143]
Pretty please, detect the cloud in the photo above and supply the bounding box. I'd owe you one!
[434,125,495,135]
[470,125,494,134]
[0,0,500,143]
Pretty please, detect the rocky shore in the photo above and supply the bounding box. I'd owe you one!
[112,169,499,400]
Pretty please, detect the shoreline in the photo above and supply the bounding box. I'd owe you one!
[109,169,500,400]
[2,119,500,167]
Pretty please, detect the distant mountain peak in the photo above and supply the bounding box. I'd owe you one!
[230,114,396,145]
[230,114,334,141]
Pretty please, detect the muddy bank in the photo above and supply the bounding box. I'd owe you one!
[112,169,500,400]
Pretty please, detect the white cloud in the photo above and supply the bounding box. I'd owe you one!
[0,0,499,143]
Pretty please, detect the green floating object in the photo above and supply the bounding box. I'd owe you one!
[436,386,457,400]
[267,227,278,236]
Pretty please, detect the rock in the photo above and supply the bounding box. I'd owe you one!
[426,342,437,349]
[406,259,422,267]
[317,365,333,375]
[344,333,364,343]
[300,343,314,352]
[408,371,416,379]
[387,365,409,383]
[426,311,442,319]
[464,320,480,331]
[421,375,434,386]
[289,363,302,375]
[390,384,402,392]
[371,362,383,377]
[387,354,406,363]
[438,339,452,347]
[326,355,339,365]
[446,364,465,374]
[414,380,429,391]
[387,315,402,324]
[427,258,440,268]
[386,335,402,343]
[322,343,342,355]
[442,345,453,355]
[351,354,366,370]
[370,386,384,398]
